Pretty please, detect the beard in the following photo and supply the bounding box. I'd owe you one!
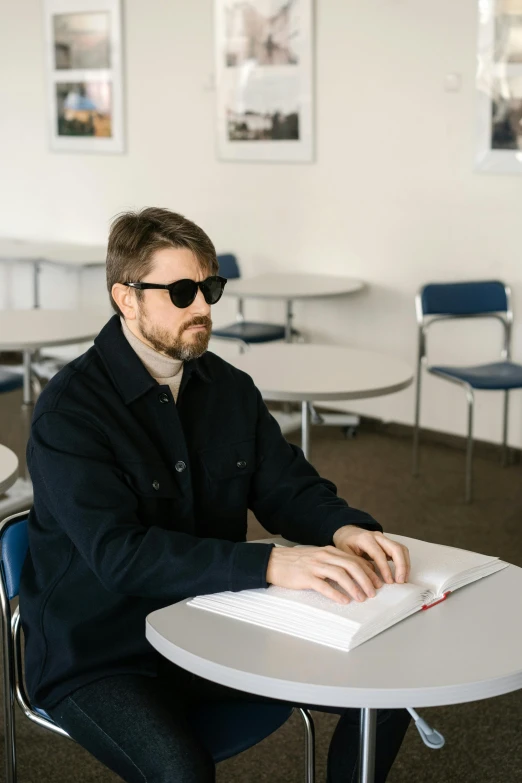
[137,310,212,361]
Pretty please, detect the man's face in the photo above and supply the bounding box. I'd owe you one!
[133,247,213,361]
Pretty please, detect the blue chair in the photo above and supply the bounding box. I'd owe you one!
[0,368,23,395]
[412,280,522,502]
[213,253,291,343]
[0,512,315,783]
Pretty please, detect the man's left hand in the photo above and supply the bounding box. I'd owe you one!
[332,526,410,585]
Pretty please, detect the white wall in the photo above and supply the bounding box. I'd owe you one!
[1,0,522,446]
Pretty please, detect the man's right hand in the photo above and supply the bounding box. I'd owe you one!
[265,545,384,605]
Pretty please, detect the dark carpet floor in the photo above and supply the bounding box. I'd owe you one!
[1,388,521,782]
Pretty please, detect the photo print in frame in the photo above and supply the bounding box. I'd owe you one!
[215,0,314,162]
[477,0,522,172]
[44,0,124,153]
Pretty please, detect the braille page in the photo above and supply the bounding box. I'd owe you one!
[385,534,508,597]
[257,581,425,626]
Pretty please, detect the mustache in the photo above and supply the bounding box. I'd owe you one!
[182,315,212,332]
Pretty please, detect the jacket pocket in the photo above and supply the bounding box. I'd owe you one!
[121,462,180,498]
[199,439,256,481]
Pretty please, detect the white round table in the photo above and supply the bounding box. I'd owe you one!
[0,445,18,496]
[223,274,365,341]
[0,309,109,405]
[219,343,413,459]
[146,563,522,782]
[0,238,106,308]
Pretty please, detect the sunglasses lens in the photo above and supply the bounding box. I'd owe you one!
[169,279,198,308]
[201,277,225,305]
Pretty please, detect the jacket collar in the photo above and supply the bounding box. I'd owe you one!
[94,315,211,405]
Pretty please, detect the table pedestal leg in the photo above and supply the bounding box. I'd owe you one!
[359,707,376,782]
[301,401,310,460]
[22,351,33,407]
[285,299,294,342]
[21,351,34,481]
[33,261,41,309]
[281,300,295,416]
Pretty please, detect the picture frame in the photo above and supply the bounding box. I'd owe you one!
[214,0,314,163]
[44,0,124,153]
[476,0,522,173]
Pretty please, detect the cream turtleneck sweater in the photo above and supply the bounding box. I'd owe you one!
[120,317,184,402]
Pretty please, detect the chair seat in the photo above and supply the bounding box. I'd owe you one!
[213,321,286,343]
[429,361,522,390]
[0,368,23,394]
[34,703,292,765]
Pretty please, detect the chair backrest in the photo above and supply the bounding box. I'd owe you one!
[0,515,28,601]
[217,253,240,280]
[416,280,512,363]
[419,280,509,318]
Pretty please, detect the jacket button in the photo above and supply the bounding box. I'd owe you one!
[237,460,247,469]
[152,480,160,490]
[158,393,170,404]
[175,461,186,473]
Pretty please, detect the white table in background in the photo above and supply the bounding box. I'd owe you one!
[214,343,413,459]
[0,444,31,520]
[0,309,108,508]
[0,309,109,405]
[0,445,18,496]
[146,545,522,783]
[223,273,365,341]
[0,238,106,308]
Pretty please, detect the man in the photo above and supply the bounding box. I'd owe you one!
[20,208,411,783]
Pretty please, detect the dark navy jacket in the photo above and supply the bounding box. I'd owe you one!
[19,315,381,709]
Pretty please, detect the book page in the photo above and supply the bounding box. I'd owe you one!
[385,534,502,595]
[263,580,428,627]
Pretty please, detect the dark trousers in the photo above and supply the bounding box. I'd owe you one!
[48,658,410,783]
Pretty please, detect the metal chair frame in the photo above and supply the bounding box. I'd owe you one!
[412,282,514,503]
[0,511,315,783]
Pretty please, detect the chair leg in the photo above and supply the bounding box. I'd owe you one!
[297,708,315,783]
[502,390,509,467]
[412,361,422,476]
[465,389,475,504]
[2,614,17,783]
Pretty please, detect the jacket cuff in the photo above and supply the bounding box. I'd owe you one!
[229,542,275,592]
[317,510,383,547]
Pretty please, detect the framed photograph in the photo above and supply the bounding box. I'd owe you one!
[476,0,522,172]
[214,0,314,162]
[44,0,124,153]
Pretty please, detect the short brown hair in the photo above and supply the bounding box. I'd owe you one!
[106,207,219,316]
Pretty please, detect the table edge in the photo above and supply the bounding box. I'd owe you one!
[0,446,19,495]
[145,621,522,709]
[256,375,414,402]
[223,284,365,300]
[0,332,100,351]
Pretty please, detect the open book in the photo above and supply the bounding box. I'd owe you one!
[188,534,509,651]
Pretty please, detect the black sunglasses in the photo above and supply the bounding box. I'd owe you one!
[124,275,227,309]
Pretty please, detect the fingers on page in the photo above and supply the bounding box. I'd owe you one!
[375,535,410,583]
[316,564,374,601]
[311,576,350,605]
